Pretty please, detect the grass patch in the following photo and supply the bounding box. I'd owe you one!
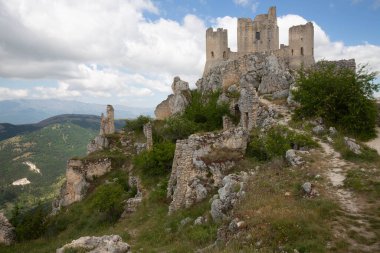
[211,157,338,253]
[344,168,380,199]
[332,135,379,163]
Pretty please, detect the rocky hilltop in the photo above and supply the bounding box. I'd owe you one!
[1,6,379,253]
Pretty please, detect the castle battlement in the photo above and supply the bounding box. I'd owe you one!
[204,6,315,75]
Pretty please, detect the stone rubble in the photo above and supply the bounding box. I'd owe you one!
[210,172,249,222]
[56,235,131,253]
[286,149,309,166]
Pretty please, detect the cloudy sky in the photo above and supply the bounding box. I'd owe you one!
[0,0,379,108]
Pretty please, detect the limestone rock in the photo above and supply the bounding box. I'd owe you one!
[194,216,206,225]
[56,235,131,253]
[100,105,115,135]
[329,127,337,136]
[210,172,248,222]
[197,53,294,97]
[52,158,112,213]
[155,77,191,120]
[344,137,362,154]
[312,125,325,135]
[302,182,312,194]
[0,213,15,246]
[286,149,308,166]
[167,127,249,214]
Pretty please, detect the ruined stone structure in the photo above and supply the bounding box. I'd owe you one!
[100,105,115,135]
[204,6,314,75]
[155,77,191,120]
[143,122,153,151]
[317,59,356,72]
[52,158,112,213]
[87,105,116,154]
[167,127,249,214]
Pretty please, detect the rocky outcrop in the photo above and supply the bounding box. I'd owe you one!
[167,127,249,214]
[155,77,191,120]
[56,235,131,253]
[210,172,248,222]
[0,213,15,246]
[197,53,294,97]
[52,158,112,213]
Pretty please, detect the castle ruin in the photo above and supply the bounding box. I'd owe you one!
[204,6,315,75]
[100,105,115,135]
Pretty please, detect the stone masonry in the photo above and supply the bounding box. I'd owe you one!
[143,122,153,151]
[167,127,249,214]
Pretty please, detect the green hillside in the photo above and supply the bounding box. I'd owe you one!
[0,123,97,213]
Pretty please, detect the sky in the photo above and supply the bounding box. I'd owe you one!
[0,0,379,108]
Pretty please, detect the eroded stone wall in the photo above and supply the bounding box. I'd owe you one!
[52,158,112,213]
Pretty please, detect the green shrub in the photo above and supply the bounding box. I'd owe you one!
[182,90,232,132]
[125,115,152,132]
[133,141,175,180]
[161,116,200,141]
[293,63,379,140]
[89,183,125,223]
[10,203,48,241]
[246,126,318,161]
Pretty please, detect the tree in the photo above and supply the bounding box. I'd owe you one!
[293,62,379,140]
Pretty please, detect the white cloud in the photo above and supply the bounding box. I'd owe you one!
[0,0,207,105]
[0,87,28,100]
[233,0,249,6]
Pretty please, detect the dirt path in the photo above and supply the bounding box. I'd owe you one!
[365,127,380,154]
[318,140,379,252]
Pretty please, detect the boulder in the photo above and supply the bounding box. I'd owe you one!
[56,235,131,253]
[344,137,361,155]
[312,125,325,135]
[286,149,308,166]
[0,213,15,246]
[329,127,337,136]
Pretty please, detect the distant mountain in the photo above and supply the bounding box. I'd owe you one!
[0,122,98,211]
[0,99,153,124]
[0,114,126,141]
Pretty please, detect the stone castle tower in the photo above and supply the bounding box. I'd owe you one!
[237,6,279,54]
[203,6,314,75]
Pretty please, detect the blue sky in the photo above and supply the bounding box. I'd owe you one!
[0,0,379,108]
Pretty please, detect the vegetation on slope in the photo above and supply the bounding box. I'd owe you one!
[0,123,97,213]
[293,63,379,140]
